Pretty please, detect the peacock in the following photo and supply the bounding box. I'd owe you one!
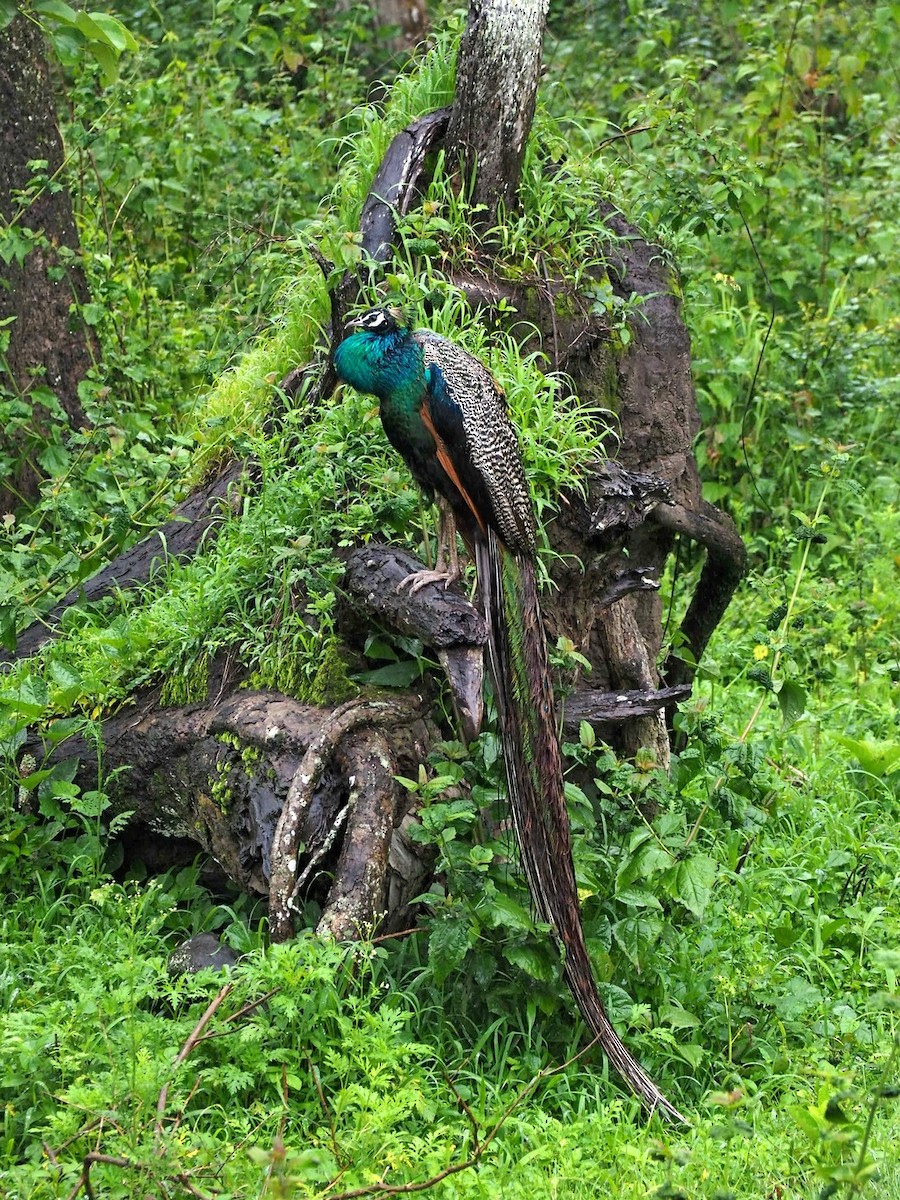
[334,306,683,1122]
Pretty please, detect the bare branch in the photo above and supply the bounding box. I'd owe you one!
[155,984,233,1146]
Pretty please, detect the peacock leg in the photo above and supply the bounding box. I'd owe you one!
[399,499,462,594]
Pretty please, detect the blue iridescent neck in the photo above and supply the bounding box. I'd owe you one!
[334,325,422,401]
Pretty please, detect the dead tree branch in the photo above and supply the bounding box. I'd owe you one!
[155,984,234,1147]
[652,500,748,686]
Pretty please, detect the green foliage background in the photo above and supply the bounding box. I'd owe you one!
[1,1,898,1196]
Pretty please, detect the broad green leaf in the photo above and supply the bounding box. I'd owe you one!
[0,675,49,719]
[773,977,823,1020]
[428,915,474,986]
[659,1005,701,1030]
[17,767,56,790]
[74,9,106,40]
[282,1149,338,1185]
[598,982,638,1023]
[502,941,558,983]
[0,722,27,757]
[611,914,663,970]
[38,441,70,476]
[47,661,83,708]
[674,1042,704,1069]
[362,634,398,661]
[45,716,87,745]
[89,38,119,84]
[0,0,17,30]
[788,1103,823,1141]
[34,0,79,24]
[0,604,17,654]
[672,854,717,918]
[614,886,663,910]
[353,660,421,687]
[481,890,537,933]
[88,11,138,51]
[47,780,79,800]
[616,840,671,890]
[468,845,494,866]
[772,920,803,949]
[776,678,807,727]
[80,302,105,326]
[69,789,110,817]
[836,736,900,777]
[45,24,81,65]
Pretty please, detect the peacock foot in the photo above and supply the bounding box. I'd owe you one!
[397,568,461,596]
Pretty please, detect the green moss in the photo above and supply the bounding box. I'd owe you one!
[307,639,360,706]
[240,743,261,768]
[210,756,233,813]
[159,653,209,707]
[249,641,312,701]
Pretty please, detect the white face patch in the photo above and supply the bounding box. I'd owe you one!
[362,309,387,329]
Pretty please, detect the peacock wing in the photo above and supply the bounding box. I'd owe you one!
[415,331,537,556]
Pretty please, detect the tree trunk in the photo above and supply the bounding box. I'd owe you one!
[445,0,549,226]
[334,0,428,59]
[0,14,95,511]
[372,0,428,54]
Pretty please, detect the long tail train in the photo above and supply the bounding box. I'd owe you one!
[475,529,686,1124]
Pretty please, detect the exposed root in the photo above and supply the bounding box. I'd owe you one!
[268,694,427,941]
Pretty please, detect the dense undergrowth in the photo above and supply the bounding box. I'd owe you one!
[1,1,899,1196]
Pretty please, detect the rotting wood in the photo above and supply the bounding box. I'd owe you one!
[341,543,487,740]
[19,686,436,916]
[316,726,401,940]
[269,693,429,942]
[359,107,452,265]
[342,544,486,648]
[562,684,692,729]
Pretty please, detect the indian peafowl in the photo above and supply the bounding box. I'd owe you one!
[334,306,683,1122]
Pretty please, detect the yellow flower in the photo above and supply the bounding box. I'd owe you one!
[753,644,769,660]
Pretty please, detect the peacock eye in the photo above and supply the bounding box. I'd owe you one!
[350,307,392,334]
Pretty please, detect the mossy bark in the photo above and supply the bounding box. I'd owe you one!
[445,0,549,227]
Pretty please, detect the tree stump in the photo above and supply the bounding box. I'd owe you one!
[9,106,744,928]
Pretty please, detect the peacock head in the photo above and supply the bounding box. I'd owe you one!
[345,306,408,337]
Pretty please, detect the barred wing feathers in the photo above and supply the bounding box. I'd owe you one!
[415,330,536,557]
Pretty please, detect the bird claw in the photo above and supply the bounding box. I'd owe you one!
[398,569,460,596]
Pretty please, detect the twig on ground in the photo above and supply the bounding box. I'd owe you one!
[155,983,233,1147]
[325,1038,603,1199]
